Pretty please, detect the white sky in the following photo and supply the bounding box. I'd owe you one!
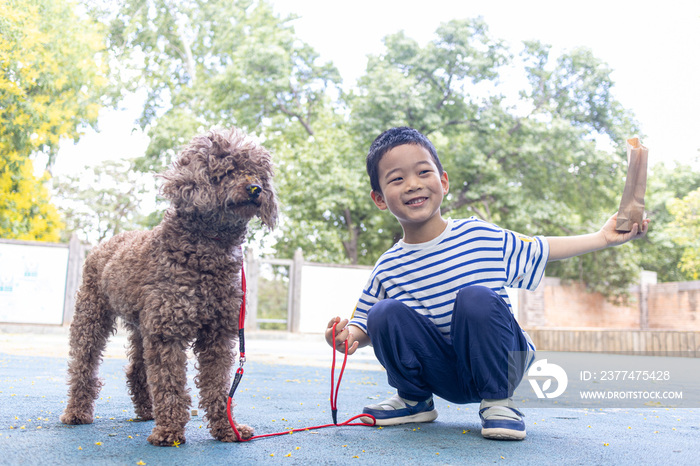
[52,0,700,177]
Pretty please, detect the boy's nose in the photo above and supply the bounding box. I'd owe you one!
[405,177,422,192]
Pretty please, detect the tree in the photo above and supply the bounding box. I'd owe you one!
[97,6,667,294]
[667,187,700,280]
[344,20,644,295]
[89,0,340,169]
[266,109,374,263]
[351,24,636,230]
[0,0,109,240]
[91,0,356,257]
[0,157,63,241]
[52,159,157,243]
[638,160,700,282]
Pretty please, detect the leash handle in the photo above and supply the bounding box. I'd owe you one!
[228,253,250,441]
[329,321,347,424]
[238,250,246,363]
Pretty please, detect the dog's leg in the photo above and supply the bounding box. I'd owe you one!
[142,334,191,446]
[60,289,116,425]
[124,324,153,421]
[193,329,254,441]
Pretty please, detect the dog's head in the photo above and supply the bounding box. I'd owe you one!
[160,127,277,231]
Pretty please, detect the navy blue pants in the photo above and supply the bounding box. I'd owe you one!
[366,286,531,403]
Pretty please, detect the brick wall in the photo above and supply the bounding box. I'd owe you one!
[647,281,700,329]
[519,277,700,331]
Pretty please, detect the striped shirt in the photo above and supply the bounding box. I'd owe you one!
[349,217,549,346]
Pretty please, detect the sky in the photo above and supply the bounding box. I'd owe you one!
[52,0,700,178]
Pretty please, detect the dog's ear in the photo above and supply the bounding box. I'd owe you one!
[258,187,278,229]
[161,156,197,205]
[160,161,192,205]
[160,143,213,213]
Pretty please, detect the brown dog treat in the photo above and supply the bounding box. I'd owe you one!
[616,137,648,232]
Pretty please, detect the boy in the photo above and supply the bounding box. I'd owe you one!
[325,127,649,440]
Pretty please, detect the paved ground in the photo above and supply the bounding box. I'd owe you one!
[1,326,698,465]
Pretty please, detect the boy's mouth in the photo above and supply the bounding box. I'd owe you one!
[405,197,428,206]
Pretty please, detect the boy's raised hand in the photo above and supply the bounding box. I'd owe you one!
[600,212,650,247]
[325,317,361,355]
[548,212,650,262]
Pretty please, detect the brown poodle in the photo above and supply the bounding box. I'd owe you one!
[60,127,277,446]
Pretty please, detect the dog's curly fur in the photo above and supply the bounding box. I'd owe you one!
[60,127,277,446]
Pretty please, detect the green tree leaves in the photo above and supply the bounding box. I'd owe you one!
[52,159,154,243]
[53,2,696,296]
[667,187,700,279]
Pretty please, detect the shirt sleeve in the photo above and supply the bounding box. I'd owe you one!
[502,230,549,290]
[348,269,386,334]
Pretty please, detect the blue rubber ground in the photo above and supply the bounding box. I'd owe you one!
[1,337,699,464]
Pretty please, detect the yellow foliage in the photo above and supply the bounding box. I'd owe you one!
[0,0,108,158]
[0,157,64,241]
[0,0,108,241]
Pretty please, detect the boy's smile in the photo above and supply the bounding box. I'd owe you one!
[371,144,449,243]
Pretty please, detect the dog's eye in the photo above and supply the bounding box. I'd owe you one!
[211,167,237,183]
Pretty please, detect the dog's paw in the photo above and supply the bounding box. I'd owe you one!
[237,424,255,440]
[214,423,255,442]
[232,423,255,441]
[60,412,94,425]
[132,413,154,422]
[147,427,186,447]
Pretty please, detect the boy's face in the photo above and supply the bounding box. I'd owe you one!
[371,144,449,241]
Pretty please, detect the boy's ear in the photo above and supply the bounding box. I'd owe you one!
[441,171,449,195]
[371,190,388,210]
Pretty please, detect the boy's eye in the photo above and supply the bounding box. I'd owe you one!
[390,177,403,183]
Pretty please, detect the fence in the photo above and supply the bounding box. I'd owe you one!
[244,249,372,333]
[3,239,699,354]
[526,328,699,356]
[0,235,88,326]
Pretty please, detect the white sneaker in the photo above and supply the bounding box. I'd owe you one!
[361,393,438,426]
[479,398,526,440]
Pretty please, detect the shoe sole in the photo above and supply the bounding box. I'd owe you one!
[481,427,526,440]
[360,409,438,426]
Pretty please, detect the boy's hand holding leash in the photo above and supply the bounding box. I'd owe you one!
[326,317,365,355]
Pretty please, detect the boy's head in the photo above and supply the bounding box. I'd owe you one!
[366,127,443,194]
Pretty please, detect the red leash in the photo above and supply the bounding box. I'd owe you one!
[226,258,376,442]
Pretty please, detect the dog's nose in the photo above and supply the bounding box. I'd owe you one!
[246,184,262,199]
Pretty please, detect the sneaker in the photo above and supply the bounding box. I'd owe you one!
[479,398,526,440]
[360,393,438,426]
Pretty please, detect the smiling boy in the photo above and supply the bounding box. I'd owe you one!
[325,127,649,440]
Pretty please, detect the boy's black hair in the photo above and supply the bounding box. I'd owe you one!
[366,127,443,193]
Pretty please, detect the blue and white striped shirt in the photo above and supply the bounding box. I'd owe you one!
[349,217,549,345]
